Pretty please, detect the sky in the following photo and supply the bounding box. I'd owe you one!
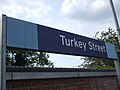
[0,0,120,68]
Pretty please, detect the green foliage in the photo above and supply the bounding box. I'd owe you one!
[6,48,54,67]
[80,27,119,69]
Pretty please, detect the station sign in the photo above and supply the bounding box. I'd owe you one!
[6,17,118,60]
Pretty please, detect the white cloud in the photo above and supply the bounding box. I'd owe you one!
[61,0,112,21]
[0,0,53,24]
[60,0,119,38]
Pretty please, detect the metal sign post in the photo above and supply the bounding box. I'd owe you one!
[109,0,120,86]
[0,15,6,90]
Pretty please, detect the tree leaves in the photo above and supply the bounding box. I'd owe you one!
[6,48,54,67]
[80,28,119,68]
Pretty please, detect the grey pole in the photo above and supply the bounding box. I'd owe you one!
[109,0,120,86]
[0,15,6,90]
